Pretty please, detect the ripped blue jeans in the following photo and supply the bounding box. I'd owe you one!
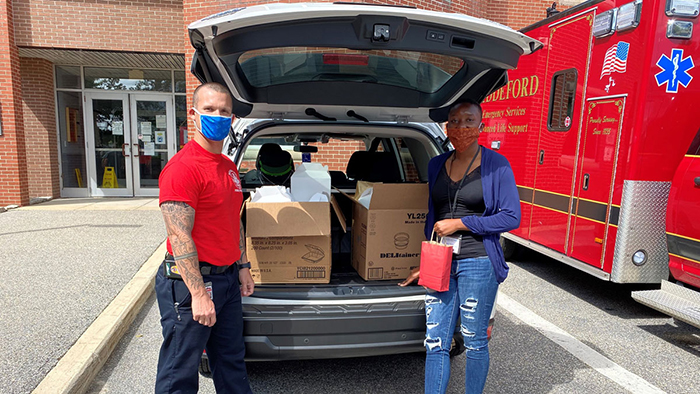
[424,256,499,394]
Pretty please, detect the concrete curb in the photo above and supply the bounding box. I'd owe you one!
[32,241,167,394]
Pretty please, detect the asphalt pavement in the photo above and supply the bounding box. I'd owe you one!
[0,198,166,394]
[6,198,699,393]
[87,248,700,394]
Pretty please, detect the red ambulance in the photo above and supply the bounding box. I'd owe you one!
[479,0,700,327]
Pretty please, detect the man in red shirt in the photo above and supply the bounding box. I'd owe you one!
[155,82,255,393]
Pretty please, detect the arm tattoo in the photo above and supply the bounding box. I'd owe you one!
[174,252,198,261]
[239,219,248,264]
[161,201,205,295]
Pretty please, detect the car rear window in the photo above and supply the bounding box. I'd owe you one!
[238,135,426,188]
[237,47,464,94]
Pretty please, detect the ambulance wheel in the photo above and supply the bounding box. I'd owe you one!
[500,236,521,260]
[199,354,212,378]
[449,336,466,358]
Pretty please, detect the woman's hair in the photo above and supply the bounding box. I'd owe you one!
[449,99,483,118]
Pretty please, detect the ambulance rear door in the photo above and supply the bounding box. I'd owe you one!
[567,96,625,267]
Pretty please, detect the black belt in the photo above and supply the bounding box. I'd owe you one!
[164,253,233,275]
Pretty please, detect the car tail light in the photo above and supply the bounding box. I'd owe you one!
[323,54,369,66]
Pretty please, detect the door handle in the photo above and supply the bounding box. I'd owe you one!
[583,174,590,190]
[539,150,545,165]
[133,143,140,157]
[695,177,700,187]
[121,143,130,157]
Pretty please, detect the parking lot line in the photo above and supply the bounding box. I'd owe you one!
[497,292,665,394]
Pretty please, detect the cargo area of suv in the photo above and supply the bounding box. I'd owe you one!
[229,119,445,360]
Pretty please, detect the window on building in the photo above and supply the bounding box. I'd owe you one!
[55,66,81,89]
[84,67,172,92]
[174,71,187,93]
[57,91,86,188]
[548,69,577,131]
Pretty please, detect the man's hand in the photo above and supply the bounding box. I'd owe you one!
[434,219,467,237]
[399,267,420,287]
[192,292,217,327]
[239,268,255,297]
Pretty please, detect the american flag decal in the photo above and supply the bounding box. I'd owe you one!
[600,41,630,79]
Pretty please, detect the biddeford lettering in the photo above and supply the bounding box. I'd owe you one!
[483,75,540,103]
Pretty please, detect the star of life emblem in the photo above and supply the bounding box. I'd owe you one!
[655,49,694,93]
[228,169,242,192]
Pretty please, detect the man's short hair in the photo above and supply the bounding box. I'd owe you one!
[192,82,233,108]
[449,99,483,118]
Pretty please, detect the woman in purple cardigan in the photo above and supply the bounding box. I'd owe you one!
[400,100,521,394]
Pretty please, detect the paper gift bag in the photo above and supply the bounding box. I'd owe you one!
[418,232,453,292]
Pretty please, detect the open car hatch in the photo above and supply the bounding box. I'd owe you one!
[188,3,542,122]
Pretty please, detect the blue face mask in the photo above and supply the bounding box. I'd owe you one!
[194,109,232,141]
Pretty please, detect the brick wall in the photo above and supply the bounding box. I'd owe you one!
[311,140,367,172]
[13,0,184,53]
[21,57,59,199]
[487,1,572,30]
[0,0,29,206]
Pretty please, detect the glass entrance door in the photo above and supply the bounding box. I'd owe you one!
[85,93,134,197]
[85,93,175,197]
[130,95,175,196]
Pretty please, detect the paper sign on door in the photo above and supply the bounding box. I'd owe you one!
[156,115,167,129]
[140,122,152,135]
[143,142,155,156]
[112,121,124,136]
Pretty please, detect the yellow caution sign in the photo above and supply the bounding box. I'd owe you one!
[102,167,118,188]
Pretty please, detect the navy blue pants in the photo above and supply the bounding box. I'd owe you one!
[155,263,252,394]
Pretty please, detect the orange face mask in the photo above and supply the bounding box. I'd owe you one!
[446,126,480,152]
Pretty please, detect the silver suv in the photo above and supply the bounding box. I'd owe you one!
[187,2,540,365]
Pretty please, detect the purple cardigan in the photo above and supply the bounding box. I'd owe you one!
[424,146,521,283]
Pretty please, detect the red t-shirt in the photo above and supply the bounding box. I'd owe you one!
[159,141,243,266]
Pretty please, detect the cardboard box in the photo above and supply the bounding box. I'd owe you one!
[347,182,429,281]
[245,197,344,284]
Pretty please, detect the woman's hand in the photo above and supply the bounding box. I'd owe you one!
[434,219,467,237]
[399,267,420,287]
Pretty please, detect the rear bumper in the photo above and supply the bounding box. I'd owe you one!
[242,294,426,361]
